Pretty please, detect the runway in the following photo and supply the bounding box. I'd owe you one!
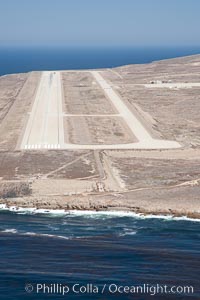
[87,71,181,150]
[21,70,180,151]
[21,71,64,150]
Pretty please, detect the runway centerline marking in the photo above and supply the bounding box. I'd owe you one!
[21,71,64,150]
[21,70,180,150]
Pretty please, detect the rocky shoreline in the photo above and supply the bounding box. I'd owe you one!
[1,192,200,220]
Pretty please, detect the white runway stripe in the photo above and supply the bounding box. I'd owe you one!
[21,71,64,151]
[24,144,61,150]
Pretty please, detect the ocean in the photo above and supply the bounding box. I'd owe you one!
[0,46,200,76]
[0,47,200,299]
[0,207,200,299]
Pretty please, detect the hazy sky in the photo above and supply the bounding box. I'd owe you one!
[0,0,200,47]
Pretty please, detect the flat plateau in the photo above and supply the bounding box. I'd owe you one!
[0,54,200,218]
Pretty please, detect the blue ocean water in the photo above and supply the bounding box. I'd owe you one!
[0,46,200,76]
[0,209,200,300]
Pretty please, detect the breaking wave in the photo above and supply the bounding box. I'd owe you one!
[0,228,69,240]
[0,204,200,222]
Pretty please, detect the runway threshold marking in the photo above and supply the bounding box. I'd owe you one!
[21,71,64,150]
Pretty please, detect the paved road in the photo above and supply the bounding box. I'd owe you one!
[21,71,64,149]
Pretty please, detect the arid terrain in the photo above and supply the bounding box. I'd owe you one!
[0,55,200,218]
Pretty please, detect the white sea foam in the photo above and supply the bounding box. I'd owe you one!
[23,232,69,240]
[1,228,18,234]
[0,228,69,240]
[119,230,137,236]
[66,210,200,222]
[0,204,66,216]
[0,204,200,222]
